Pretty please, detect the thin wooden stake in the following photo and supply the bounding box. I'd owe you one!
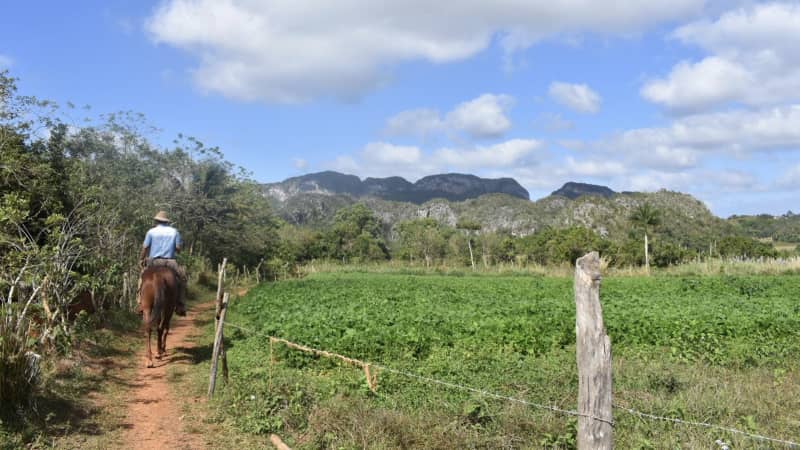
[208,292,229,399]
[215,258,227,321]
[574,252,613,450]
[269,434,291,450]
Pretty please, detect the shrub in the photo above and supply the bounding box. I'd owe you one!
[0,311,39,415]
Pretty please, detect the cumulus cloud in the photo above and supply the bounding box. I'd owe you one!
[433,138,542,169]
[534,112,574,132]
[146,0,703,103]
[779,164,800,188]
[292,158,308,170]
[384,108,444,138]
[612,105,800,158]
[361,142,422,166]
[642,2,800,112]
[445,94,514,138]
[327,138,543,180]
[548,82,601,114]
[387,94,514,139]
[564,156,626,177]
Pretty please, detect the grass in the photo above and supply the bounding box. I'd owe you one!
[0,309,141,450]
[298,256,800,279]
[206,272,800,449]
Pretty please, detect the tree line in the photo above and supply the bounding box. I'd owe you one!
[273,202,785,272]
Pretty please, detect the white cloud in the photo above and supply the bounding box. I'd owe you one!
[384,108,444,138]
[564,157,626,177]
[433,138,542,169]
[292,158,308,170]
[146,0,703,103]
[643,2,800,112]
[330,155,360,173]
[534,112,574,132]
[641,57,751,112]
[633,145,699,171]
[326,137,543,180]
[0,54,13,69]
[624,171,695,192]
[778,164,800,188]
[613,105,800,157]
[548,82,601,114]
[361,142,422,166]
[707,170,758,191]
[385,94,514,139]
[445,94,514,138]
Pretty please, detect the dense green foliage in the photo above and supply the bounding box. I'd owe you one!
[0,71,280,413]
[217,273,800,447]
[729,212,800,243]
[233,273,800,370]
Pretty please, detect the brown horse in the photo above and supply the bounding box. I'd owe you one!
[139,266,178,368]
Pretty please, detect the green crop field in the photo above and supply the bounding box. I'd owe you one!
[212,273,800,449]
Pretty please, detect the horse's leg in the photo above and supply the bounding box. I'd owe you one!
[155,323,164,359]
[144,311,154,368]
[160,326,168,356]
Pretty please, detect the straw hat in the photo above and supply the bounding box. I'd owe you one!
[153,211,171,223]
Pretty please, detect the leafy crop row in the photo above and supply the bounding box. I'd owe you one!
[217,273,800,446]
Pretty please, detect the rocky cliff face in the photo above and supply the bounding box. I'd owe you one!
[551,182,616,200]
[262,171,530,204]
[264,172,733,246]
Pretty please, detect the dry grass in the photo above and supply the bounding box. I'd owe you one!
[298,256,800,278]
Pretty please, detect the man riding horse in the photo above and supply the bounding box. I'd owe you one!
[136,211,187,316]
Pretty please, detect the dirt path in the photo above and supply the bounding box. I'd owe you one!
[119,301,215,450]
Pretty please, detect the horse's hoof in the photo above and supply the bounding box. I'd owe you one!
[146,360,154,368]
[155,354,162,360]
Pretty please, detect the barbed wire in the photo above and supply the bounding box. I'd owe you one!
[614,403,799,448]
[223,321,799,448]
[224,321,612,425]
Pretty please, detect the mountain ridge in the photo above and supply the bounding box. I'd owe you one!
[262,171,530,204]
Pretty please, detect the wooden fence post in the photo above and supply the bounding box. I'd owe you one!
[208,292,229,399]
[574,252,613,449]
[214,259,230,384]
[215,258,227,320]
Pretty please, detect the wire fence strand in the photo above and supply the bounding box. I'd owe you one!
[614,403,799,448]
[223,320,799,448]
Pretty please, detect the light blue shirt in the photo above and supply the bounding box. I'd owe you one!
[143,224,182,259]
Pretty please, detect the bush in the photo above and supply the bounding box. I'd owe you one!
[0,312,39,415]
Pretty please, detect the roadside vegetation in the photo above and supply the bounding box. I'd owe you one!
[0,71,279,445]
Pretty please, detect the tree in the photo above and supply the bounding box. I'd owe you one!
[630,202,662,273]
[326,204,388,262]
[456,219,481,270]
[397,218,447,267]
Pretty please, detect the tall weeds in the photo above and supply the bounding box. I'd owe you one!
[0,305,38,413]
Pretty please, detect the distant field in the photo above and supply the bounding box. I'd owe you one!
[216,273,800,448]
[758,237,798,252]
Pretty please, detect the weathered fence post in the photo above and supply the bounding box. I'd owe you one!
[574,252,613,449]
[215,258,227,320]
[208,292,229,399]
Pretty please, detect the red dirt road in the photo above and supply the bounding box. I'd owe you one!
[120,302,214,450]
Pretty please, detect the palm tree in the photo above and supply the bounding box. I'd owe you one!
[630,202,661,273]
[457,219,482,271]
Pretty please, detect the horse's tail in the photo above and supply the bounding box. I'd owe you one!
[148,277,166,329]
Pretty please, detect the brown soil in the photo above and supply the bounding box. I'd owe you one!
[119,301,215,450]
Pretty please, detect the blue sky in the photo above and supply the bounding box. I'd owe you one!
[2,1,799,217]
